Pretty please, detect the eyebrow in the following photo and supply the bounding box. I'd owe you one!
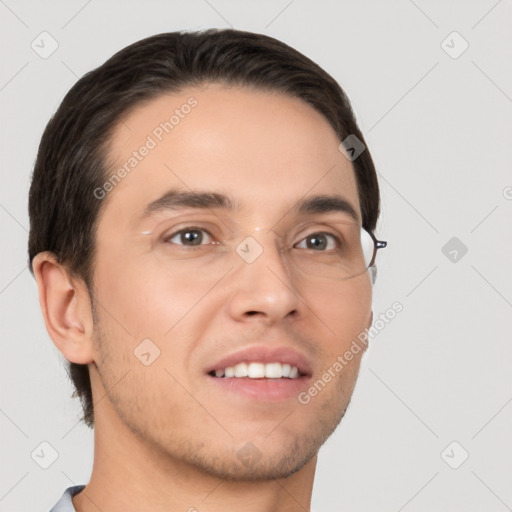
[140,188,360,222]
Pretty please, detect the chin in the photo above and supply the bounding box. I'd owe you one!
[186,437,318,482]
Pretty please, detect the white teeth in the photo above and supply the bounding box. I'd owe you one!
[234,362,248,377]
[288,366,299,379]
[213,362,301,379]
[265,362,282,379]
[248,362,265,378]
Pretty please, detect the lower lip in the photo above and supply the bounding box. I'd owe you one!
[207,375,311,402]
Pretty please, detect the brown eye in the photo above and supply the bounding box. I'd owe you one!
[167,227,214,246]
[295,232,339,251]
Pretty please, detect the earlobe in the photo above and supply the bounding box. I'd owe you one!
[32,252,95,364]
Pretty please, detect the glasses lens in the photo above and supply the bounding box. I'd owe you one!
[288,221,376,280]
[153,221,381,283]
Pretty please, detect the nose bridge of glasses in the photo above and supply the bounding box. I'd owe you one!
[231,227,290,269]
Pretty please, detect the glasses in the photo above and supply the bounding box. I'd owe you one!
[275,221,387,281]
[158,220,387,282]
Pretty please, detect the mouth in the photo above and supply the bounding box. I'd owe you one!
[208,361,306,379]
[205,346,313,402]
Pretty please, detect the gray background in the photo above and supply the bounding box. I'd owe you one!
[1,0,511,511]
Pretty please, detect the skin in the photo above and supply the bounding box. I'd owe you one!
[33,83,373,512]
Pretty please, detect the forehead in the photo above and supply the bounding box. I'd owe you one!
[102,83,360,228]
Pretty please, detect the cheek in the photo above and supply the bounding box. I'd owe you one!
[304,277,372,404]
[312,274,372,351]
[94,254,221,340]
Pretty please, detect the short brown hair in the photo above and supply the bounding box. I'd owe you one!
[28,28,381,429]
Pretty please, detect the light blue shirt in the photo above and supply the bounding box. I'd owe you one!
[49,485,85,512]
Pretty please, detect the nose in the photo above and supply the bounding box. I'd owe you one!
[226,233,301,325]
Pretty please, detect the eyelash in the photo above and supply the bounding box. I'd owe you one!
[164,226,341,251]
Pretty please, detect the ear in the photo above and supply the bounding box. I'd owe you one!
[370,266,377,285]
[32,252,95,364]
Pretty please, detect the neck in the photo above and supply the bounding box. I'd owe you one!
[72,401,317,512]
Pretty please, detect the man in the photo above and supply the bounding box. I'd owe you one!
[29,28,386,512]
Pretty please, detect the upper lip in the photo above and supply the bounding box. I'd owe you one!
[205,345,313,377]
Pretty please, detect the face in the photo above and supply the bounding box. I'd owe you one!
[89,83,373,480]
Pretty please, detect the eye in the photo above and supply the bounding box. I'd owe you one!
[165,227,216,247]
[295,232,340,251]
